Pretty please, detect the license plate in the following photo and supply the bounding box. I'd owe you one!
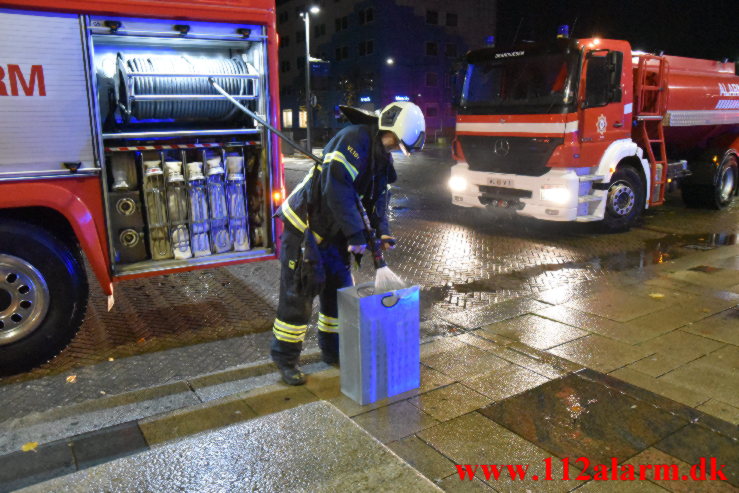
[488,177,513,187]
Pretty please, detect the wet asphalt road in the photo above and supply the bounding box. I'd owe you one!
[2,145,737,386]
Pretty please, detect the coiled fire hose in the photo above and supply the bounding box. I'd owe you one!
[118,55,256,120]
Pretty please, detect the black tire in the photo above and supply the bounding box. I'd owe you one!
[601,167,646,233]
[709,154,737,210]
[0,220,88,376]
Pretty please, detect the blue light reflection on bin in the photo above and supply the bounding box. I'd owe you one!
[338,283,421,405]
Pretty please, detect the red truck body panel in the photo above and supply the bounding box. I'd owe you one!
[0,0,283,291]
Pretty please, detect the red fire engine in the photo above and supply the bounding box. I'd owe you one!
[450,36,739,231]
[0,0,284,373]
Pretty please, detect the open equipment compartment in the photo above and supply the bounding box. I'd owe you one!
[87,15,274,275]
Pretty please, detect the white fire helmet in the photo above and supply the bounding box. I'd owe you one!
[378,102,426,156]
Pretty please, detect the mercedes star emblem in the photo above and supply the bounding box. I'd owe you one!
[493,139,510,156]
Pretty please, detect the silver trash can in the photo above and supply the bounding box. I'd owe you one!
[338,283,421,405]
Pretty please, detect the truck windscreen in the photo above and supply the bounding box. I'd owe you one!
[460,48,580,115]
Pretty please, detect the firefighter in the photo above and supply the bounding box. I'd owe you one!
[271,102,426,385]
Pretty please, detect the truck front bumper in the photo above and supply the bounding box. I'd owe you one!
[448,163,599,222]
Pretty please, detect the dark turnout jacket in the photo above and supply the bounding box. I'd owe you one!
[276,124,395,245]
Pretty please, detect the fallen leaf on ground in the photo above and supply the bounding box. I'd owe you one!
[21,442,38,452]
[66,375,77,384]
[648,293,665,299]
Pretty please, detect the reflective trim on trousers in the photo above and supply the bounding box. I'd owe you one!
[317,312,339,333]
[273,318,308,343]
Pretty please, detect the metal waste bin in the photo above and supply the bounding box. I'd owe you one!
[338,283,421,405]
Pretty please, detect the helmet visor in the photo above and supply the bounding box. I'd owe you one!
[402,131,425,153]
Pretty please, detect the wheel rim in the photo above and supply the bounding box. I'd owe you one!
[0,254,50,345]
[607,181,636,216]
[718,165,735,203]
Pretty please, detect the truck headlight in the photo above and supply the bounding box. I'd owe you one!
[540,185,571,204]
[448,176,468,193]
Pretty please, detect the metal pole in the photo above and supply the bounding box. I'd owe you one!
[209,79,321,164]
[304,12,312,154]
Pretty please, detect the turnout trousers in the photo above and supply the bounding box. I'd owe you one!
[271,227,353,367]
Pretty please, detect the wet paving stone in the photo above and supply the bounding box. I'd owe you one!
[479,314,588,350]
[387,435,457,483]
[479,374,688,466]
[561,289,670,322]
[654,424,739,488]
[625,447,737,493]
[547,334,652,373]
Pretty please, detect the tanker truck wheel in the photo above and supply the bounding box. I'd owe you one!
[601,167,645,233]
[0,220,88,376]
[710,154,737,209]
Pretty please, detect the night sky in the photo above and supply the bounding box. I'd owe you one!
[495,0,737,62]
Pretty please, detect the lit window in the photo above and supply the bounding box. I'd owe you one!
[299,110,307,128]
[282,109,294,128]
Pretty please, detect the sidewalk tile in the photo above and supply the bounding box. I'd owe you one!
[704,345,739,370]
[680,308,739,345]
[409,384,492,422]
[139,398,257,445]
[421,336,469,359]
[609,368,710,408]
[304,367,341,399]
[654,424,739,488]
[659,357,739,408]
[353,401,438,444]
[625,447,735,493]
[668,267,739,289]
[696,399,739,426]
[480,374,686,466]
[241,384,317,416]
[479,314,588,350]
[388,436,456,483]
[461,330,516,348]
[547,335,652,373]
[575,477,668,492]
[645,277,739,302]
[0,440,75,493]
[637,330,725,364]
[575,369,702,423]
[461,363,551,401]
[533,282,599,305]
[561,290,669,322]
[436,475,496,492]
[440,298,549,329]
[536,305,650,345]
[422,342,510,380]
[418,412,584,492]
[71,421,147,469]
[328,366,454,418]
[627,353,695,377]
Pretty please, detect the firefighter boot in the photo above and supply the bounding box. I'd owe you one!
[270,337,306,385]
[318,331,340,366]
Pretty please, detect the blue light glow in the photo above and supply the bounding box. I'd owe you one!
[359,96,371,103]
[394,95,410,102]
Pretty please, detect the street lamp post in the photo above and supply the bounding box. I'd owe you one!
[301,6,320,153]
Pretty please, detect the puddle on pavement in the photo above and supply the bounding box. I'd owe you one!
[447,232,737,296]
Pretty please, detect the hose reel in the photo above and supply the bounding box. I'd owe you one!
[116,54,259,122]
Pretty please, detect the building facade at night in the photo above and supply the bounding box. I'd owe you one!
[276,0,497,145]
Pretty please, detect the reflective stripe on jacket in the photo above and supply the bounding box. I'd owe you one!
[276,124,394,244]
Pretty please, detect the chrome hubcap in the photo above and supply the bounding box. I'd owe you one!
[608,182,636,216]
[719,166,735,203]
[0,254,50,345]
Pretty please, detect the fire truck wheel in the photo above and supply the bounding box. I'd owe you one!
[0,220,88,376]
[710,154,737,210]
[602,167,645,232]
